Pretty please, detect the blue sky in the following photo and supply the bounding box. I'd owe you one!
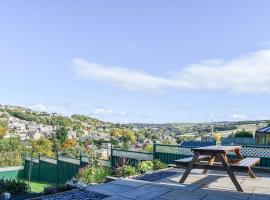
[1,1,270,123]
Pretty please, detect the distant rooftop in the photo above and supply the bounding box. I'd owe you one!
[256,126,270,133]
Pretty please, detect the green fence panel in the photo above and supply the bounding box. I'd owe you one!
[111,156,142,168]
[155,152,189,164]
[57,160,80,184]
[24,160,40,181]
[39,160,57,183]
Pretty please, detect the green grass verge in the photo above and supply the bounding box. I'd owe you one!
[19,180,52,193]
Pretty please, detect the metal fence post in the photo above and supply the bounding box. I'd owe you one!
[153,140,156,160]
[56,152,59,184]
[110,145,113,168]
[79,152,82,167]
[38,154,41,181]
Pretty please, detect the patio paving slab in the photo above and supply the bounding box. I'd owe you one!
[194,187,251,200]
[120,184,171,200]
[110,178,149,188]
[86,182,134,196]
[82,169,270,200]
[159,188,207,200]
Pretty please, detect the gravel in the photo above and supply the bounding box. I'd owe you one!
[132,168,182,182]
[33,189,109,200]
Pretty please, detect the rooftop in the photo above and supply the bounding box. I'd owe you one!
[83,169,270,200]
[257,126,270,133]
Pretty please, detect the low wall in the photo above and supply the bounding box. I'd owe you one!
[0,166,24,179]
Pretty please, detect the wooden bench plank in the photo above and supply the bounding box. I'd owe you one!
[231,157,260,169]
[174,155,210,164]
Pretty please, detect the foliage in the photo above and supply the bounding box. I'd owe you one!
[0,120,7,139]
[44,184,72,195]
[56,127,68,146]
[118,165,138,177]
[29,138,54,158]
[234,129,253,138]
[111,128,136,144]
[63,138,77,149]
[152,160,167,170]
[77,165,111,184]
[0,179,29,194]
[143,143,153,152]
[0,138,24,167]
[136,161,154,173]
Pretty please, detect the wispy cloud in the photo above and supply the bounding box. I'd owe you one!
[93,107,126,116]
[73,49,270,94]
[228,114,247,120]
[26,102,84,116]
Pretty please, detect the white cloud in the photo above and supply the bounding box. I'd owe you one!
[29,104,47,112]
[228,114,247,120]
[93,107,126,116]
[27,102,81,116]
[73,49,270,94]
[93,108,113,116]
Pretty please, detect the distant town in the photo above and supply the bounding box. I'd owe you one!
[0,104,268,156]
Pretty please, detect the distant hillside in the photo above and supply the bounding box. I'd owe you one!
[0,105,112,130]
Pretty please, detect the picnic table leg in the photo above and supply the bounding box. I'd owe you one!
[248,167,256,178]
[235,148,256,178]
[217,153,243,192]
[217,153,244,192]
[235,149,244,159]
[202,155,215,174]
[179,153,200,183]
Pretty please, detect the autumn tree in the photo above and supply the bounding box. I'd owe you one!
[0,120,7,139]
[63,138,77,149]
[30,138,54,157]
[143,143,153,152]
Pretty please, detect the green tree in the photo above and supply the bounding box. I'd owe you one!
[29,138,54,157]
[234,129,253,138]
[0,137,24,167]
[56,127,68,146]
[0,120,7,139]
[143,143,153,152]
[0,125,6,139]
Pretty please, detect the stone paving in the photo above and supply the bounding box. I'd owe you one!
[38,169,270,199]
[86,169,270,200]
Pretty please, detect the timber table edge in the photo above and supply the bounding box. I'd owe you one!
[191,145,242,153]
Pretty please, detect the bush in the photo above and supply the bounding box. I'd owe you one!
[44,185,72,195]
[77,165,111,184]
[234,129,253,138]
[0,179,29,194]
[152,160,167,170]
[136,161,154,173]
[119,165,138,177]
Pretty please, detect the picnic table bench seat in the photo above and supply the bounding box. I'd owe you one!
[174,155,210,165]
[231,157,260,170]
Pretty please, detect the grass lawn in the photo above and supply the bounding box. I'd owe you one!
[20,180,52,193]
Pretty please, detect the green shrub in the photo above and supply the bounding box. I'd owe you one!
[152,160,167,170]
[77,165,111,184]
[0,179,29,194]
[136,161,154,173]
[234,129,253,138]
[44,185,71,195]
[119,165,138,177]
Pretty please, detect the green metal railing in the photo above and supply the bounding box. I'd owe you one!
[112,142,270,169]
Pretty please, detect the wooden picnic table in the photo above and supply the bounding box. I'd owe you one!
[175,145,260,192]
